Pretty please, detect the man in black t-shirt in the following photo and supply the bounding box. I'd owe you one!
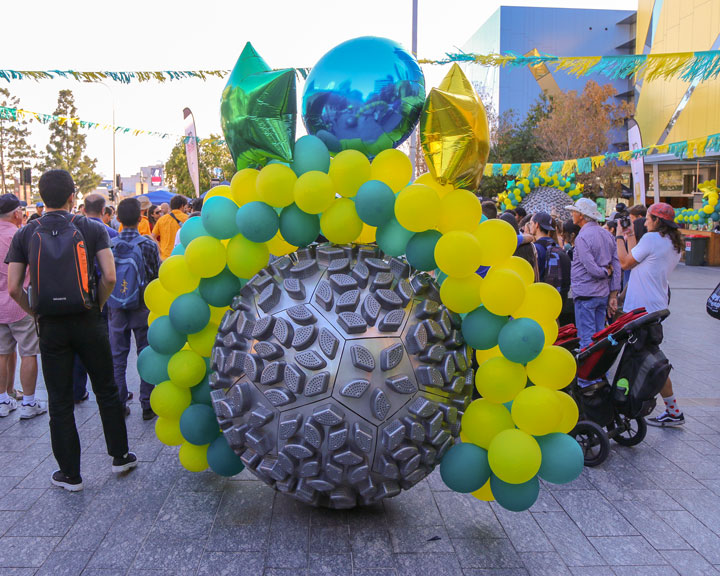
[5,170,137,492]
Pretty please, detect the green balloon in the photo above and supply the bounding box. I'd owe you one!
[169,292,210,335]
[147,316,186,356]
[461,306,508,350]
[498,318,545,364]
[440,443,491,493]
[198,268,244,308]
[190,375,213,406]
[279,203,320,247]
[291,135,330,176]
[179,404,220,446]
[376,216,413,257]
[207,435,245,477]
[180,217,208,248]
[490,474,540,512]
[354,180,395,226]
[137,347,171,386]
[537,433,584,485]
[220,42,296,169]
[406,230,442,271]
[202,196,239,240]
[236,201,279,243]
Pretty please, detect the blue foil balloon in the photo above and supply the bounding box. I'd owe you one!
[302,37,425,158]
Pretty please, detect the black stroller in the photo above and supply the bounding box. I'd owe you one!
[555,308,672,466]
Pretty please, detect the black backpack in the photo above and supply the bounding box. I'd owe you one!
[27,214,95,316]
[707,281,720,320]
[540,238,571,298]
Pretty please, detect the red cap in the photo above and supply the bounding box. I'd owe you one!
[648,203,678,228]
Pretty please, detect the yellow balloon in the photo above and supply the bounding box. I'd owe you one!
[209,305,230,325]
[155,417,185,446]
[472,479,495,501]
[513,282,562,323]
[459,429,471,443]
[179,441,209,472]
[703,204,714,215]
[294,170,335,214]
[148,311,158,326]
[357,223,377,244]
[511,386,562,436]
[226,234,270,279]
[328,149,371,197]
[437,189,482,233]
[394,184,441,232]
[488,428,542,484]
[497,256,535,286]
[461,399,515,449]
[475,356,526,403]
[555,390,579,433]
[475,345,502,365]
[144,278,177,316]
[204,184,233,203]
[415,172,454,198]
[371,149,413,193]
[184,236,226,279]
[168,349,206,388]
[187,322,219,357]
[150,380,191,419]
[158,256,200,295]
[266,231,296,257]
[473,219,518,267]
[439,274,483,313]
[230,169,261,206]
[434,231,482,278]
[320,198,363,244]
[527,346,577,390]
[539,320,559,347]
[480,268,525,316]
[257,163,297,208]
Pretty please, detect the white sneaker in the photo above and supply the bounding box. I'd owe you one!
[19,401,47,420]
[0,398,18,417]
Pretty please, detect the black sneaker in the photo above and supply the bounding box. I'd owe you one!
[646,411,685,427]
[142,407,156,421]
[112,452,138,473]
[124,405,131,418]
[51,470,83,492]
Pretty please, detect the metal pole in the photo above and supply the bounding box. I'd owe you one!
[410,0,418,176]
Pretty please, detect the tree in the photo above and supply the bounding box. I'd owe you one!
[164,135,236,197]
[0,88,37,195]
[41,89,101,195]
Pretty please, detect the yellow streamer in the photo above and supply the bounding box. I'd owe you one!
[554,56,602,77]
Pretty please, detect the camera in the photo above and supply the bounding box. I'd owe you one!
[607,203,631,230]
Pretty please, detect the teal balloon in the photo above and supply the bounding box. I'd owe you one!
[190,375,212,406]
[291,135,331,176]
[498,318,545,364]
[376,216,413,257]
[207,435,245,477]
[147,316,186,356]
[436,270,448,286]
[440,443,491,493]
[136,347,171,386]
[198,268,244,308]
[406,230,441,271]
[236,201,279,243]
[461,306,508,350]
[279,203,320,247]
[490,475,540,512]
[201,196,239,239]
[179,404,220,446]
[171,243,185,256]
[354,180,395,226]
[169,292,210,334]
[180,217,208,248]
[537,433,584,485]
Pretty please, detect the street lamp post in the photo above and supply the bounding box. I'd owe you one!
[410,0,419,176]
[87,81,116,201]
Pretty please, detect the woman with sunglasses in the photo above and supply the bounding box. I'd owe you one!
[148,205,162,232]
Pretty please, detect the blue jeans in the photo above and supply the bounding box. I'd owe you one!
[574,296,607,349]
[108,307,152,409]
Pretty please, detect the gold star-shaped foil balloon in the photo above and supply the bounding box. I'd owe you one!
[221,42,297,170]
[420,64,490,190]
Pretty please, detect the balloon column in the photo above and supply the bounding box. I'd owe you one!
[139,37,582,511]
[498,175,583,212]
[675,179,720,225]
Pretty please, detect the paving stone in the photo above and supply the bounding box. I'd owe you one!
[461,570,529,576]
[34,550,93,576]
[55,496,123,551]
[132,533,205,574]
[196,551,265,576]
[520,552,572,576]
[589,536,668,566]
[491,505,553,553]
[266,523,309,569]
[667,490,720,535]
[451,538,524,569]
[663,511,720,564]
[383,482,443,526]
[0,536,60,567]
[205,524,270,552]
[388,524,453,553]
[307,553,353,576]
[611,566,680,575]
[433,492,504,538]
[350,529,395,569]
[308,525,350,553]
[152,490,221,538]
[0,489,47,511]
[659,549,720,576]
[531,512,606,567]
[553,491,638,537]
[568,568,616,576]
[0,511,22,538]
[395,552,464,576]
[611,500,692,550]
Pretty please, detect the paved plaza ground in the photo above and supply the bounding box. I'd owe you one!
[0,263,719,576]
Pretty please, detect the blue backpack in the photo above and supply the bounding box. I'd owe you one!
[108,236,146,309]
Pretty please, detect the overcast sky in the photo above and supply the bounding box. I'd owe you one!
[2,0,636,180]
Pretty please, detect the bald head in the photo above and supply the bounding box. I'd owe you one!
[84,193,106,217]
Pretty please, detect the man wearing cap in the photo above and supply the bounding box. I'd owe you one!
[27,202,44,222]
[566,198,621,349]
[119,196,152,236]
[617,202,684,426]
[529,211,571,303]
[0,194,47,419]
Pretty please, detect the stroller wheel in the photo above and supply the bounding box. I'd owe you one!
[571,420,610,467]
[610,417,647,447]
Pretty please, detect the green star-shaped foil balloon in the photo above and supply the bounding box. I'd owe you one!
[221,43,297,170]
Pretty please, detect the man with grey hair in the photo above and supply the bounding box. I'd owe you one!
[0,194,46,419]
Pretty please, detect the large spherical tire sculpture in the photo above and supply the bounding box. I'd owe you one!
[210,244,474,509]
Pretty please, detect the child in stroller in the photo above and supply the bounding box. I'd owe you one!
[555,308,672,466]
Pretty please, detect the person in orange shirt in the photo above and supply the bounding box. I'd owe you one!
[120,196,153,236]
[152,195,189,259]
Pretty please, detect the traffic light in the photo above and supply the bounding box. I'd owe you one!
[20,168,32,186]
[115,174,122,191]
[109,189,115,202]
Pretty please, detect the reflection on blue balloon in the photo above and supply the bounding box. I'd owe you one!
[302,36,425,158]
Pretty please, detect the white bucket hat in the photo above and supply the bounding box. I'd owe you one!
[565,198,602,221]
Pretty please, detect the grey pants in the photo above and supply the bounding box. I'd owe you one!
[108,306,153,409]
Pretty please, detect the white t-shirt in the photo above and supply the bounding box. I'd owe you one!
[623,231,681,313]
